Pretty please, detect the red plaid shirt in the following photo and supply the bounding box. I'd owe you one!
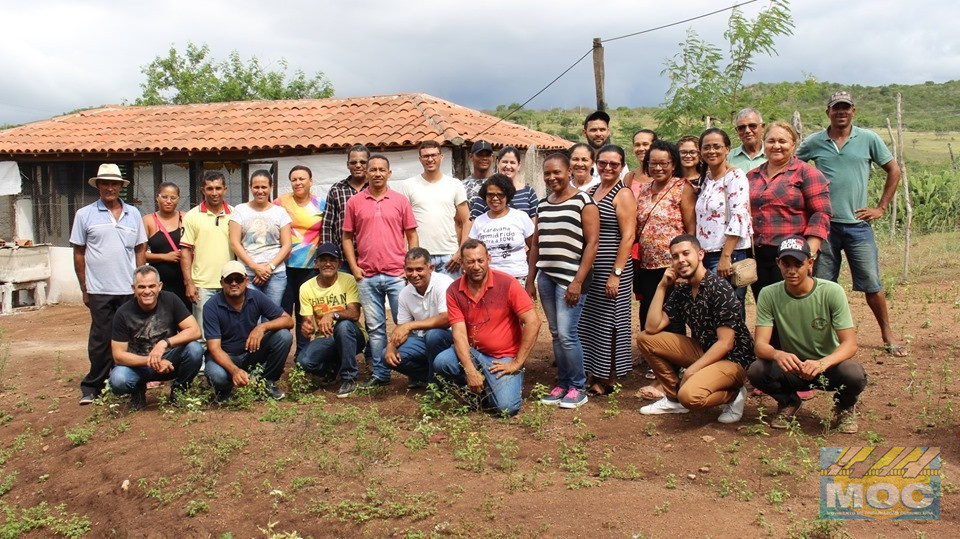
[747,156,831,247]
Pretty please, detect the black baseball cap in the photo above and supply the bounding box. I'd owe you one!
[316,242,342,259]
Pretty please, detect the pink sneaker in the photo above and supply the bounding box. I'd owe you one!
[540,386,565,405]
[797,390,816,400]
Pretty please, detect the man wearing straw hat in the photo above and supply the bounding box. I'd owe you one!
[70,164,147,404]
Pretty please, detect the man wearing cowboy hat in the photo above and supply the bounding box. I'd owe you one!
[70,163,147,405]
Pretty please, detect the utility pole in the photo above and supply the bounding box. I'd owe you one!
[592,38,605,111]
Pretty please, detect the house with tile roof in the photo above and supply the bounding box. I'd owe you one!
[0,93,572,302]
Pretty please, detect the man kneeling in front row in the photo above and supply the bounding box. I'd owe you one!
[295,243,366,399]
[110,265,203,410]
[749,236,865,433]
[433,240,540,416]
[203,261,294,401]
[638,234,754,423]
[384,248,454,390]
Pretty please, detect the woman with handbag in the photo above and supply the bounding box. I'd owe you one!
[695,128,753,317]
[635,140,696,333]
[143,182,188,307]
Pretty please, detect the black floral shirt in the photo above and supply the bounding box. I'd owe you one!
[663,271,755,367]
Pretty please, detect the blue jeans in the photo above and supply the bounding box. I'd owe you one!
[388,328,453,383]
[109,342,204,395]
[295,321,366,381]
[357,274,405,381]
[433,346,524,416]
[248,269,287,307]
[815,221,883,293]
[204,330,292,396]
[430,254,460,278]
[536,272,587,391]
[703,249,748,319]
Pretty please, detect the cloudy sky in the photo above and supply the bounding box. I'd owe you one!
[2,0,957,126]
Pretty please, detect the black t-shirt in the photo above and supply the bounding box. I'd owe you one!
[112,291,192,356]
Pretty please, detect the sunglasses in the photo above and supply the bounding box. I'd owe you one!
[223,274,246,285]
[735,123,760,132]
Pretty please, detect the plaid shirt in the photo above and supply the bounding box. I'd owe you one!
[663,271,755,368]
[747,156,832,247]
[321,176,366,247]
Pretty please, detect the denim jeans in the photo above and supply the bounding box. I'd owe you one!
[204,330,292,396]
[815,221,883,293]
[433,346,524,416]
[430,254,460,278]
[703,249,748,319]
[536,272,587,391]
[109,341,204,395]
[295,320,366,381]
[388,328,453,383]
[248,269,287,307]
[357,274,405,382]
[283,267,319,360]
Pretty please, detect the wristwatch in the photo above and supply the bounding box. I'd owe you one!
[332,312,341,321]
[613,267,623,276]
[268,263,277,271]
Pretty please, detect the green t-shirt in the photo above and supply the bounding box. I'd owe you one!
[796,126,893,224]
[298,273,363,337]
[728,144,767,173]
[755,278,854,360]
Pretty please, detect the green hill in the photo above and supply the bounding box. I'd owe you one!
[489,79,960,167]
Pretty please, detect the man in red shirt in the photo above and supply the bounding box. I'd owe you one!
[432,239,541,416]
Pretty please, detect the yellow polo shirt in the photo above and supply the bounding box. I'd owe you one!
[180,201,233,288]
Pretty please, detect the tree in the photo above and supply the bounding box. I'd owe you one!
[655,0,793,139]
[134,42,334,105]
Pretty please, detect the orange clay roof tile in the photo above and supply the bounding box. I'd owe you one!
[0,93,571,156]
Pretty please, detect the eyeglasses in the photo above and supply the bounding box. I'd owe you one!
[700,144,726,152]
[157,195,179,201]
[679,150,699,156]
[648,161,673,169]
[735,123,760,132]
[223,274,246,285]
[348,160,368,166]
[485,192,506,199]
[419,153,441,160]
[596,160,622,170]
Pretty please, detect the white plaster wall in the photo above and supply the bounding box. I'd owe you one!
[47,246,82,304]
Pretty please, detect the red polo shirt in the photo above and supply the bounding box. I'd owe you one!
[446,269,534,358]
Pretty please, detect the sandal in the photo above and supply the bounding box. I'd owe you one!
[635,385,665,401]
[587,384,613,397]
[883,343,908,357]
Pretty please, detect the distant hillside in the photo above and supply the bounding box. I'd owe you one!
[489,79,960,159]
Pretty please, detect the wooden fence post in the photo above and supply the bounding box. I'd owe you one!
[885,118,898,239]
[895,93,913,281]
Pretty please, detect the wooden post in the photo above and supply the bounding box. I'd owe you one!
[792,111,803,140]
[949,142,958,171]
[885,118,898,239]
[592,38,605,111]
[896,93,913,281]
[704,116,712,129]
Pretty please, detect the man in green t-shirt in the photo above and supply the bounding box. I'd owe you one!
[796,90,906,358]
[749,236,866,434]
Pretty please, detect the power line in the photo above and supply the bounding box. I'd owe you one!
[473,1,758,139]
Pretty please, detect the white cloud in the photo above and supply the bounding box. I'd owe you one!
[2,0,958,125]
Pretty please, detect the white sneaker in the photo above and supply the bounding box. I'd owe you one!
[718,386,747,424]
[640,397,689,415]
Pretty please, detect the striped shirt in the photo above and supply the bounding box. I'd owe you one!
[535,191,595,286]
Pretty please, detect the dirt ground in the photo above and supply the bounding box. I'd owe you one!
[0,239,957,538]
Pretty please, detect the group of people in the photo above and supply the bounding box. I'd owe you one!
[70,90,900,430]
